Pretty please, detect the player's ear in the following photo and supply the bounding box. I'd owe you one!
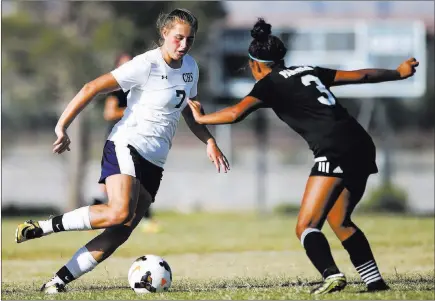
[254,61,262,73]
[161,28,169,40]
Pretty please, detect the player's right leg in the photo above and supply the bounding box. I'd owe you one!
[15,141,139,243]
[41,180,152,294]
[295,176,347,295]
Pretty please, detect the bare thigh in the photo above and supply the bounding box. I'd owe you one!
[89,174,141,229]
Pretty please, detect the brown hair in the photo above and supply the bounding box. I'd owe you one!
[156,8,199,46]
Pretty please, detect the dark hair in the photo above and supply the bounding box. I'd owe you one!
[114,52,132,67]
[156,8,199,46]
[248,18,287,68]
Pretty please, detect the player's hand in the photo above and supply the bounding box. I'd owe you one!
[53,126,71,154]
[206,139,230,173]
[187,99,203,123]
[397,57,419,79]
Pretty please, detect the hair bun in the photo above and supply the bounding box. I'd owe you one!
[251,18,271,42]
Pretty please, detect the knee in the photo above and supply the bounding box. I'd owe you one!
[106,205,132,226]
[295,219,320,241]
[327,216,353,233]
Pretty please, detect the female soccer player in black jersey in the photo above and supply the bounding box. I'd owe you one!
[188,18,419,295]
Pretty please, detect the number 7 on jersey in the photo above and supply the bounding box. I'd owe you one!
[175,90,186,108]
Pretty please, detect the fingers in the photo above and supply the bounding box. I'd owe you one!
[210,155,231,173]
[187,99,201,108]
[53,137,71,154]
[222,155,231,171]
[217,156,229,173]
[212,157,220,173]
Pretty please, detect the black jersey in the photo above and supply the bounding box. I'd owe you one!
[106,89,129,135]
[247,65,375,159]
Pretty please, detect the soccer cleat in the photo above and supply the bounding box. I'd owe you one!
[40,278,66,294]
[311,273,347,295]
[367,280,390,292]
[15,220,43,243]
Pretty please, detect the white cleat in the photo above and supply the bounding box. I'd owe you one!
[40,278,66,294]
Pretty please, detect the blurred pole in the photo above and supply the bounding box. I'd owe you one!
[357,99,376,131]
[254,110,268,216]
[375,99,393,187]
[68,113,86,210]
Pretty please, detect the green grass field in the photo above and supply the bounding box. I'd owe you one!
[1,212,434,300]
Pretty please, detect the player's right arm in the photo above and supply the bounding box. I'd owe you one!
[330,57,419,87]
[54,55,150,154]
[53,73,121,154]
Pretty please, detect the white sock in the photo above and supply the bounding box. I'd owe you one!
[40,206,92,235]
[62,206,92,231]
[39,220,53,235]
[50,275,65,286]
[65,247,99,279]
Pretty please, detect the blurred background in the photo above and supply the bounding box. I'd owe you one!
[2,1,434,216]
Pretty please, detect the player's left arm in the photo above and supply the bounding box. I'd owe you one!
[187,96,264,125]
[182,96,230,173]
[330,57,419,86]
[182,95,216,144]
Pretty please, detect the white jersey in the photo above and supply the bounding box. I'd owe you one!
[108,48,198,168]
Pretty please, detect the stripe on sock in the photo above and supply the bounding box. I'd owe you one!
[366,276,382,284]
[356,260,381,285]
[300,228,321,247]
[360,266,378,277]
[356,260,374,271]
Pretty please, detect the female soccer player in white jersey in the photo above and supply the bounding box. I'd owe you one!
[15,8,230,293]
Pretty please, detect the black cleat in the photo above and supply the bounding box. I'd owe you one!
[367,280,390,292]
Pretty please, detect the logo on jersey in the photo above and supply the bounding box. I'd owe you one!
[182,72,193,82]
[161,75,167,79]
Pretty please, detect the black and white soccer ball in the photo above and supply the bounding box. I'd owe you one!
[127,255,172,293]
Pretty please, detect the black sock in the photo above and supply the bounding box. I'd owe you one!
[56,266,75,285]
[342,228,384,285]
[302,230,341,278]
[52,215,65,233]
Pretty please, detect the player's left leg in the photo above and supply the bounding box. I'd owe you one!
[40,183,152,294]
[327,175,389,292]
[295,176,347,295]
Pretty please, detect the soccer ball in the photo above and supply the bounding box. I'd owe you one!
[128,255,172,293]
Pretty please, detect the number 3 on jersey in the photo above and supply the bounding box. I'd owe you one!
[175,90,186,108]
[301,75,336,106]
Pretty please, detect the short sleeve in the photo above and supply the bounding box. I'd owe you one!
[247,76,272,102]
[189,61,199,98]
[313,66,337,87]
[111,55,151,92]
